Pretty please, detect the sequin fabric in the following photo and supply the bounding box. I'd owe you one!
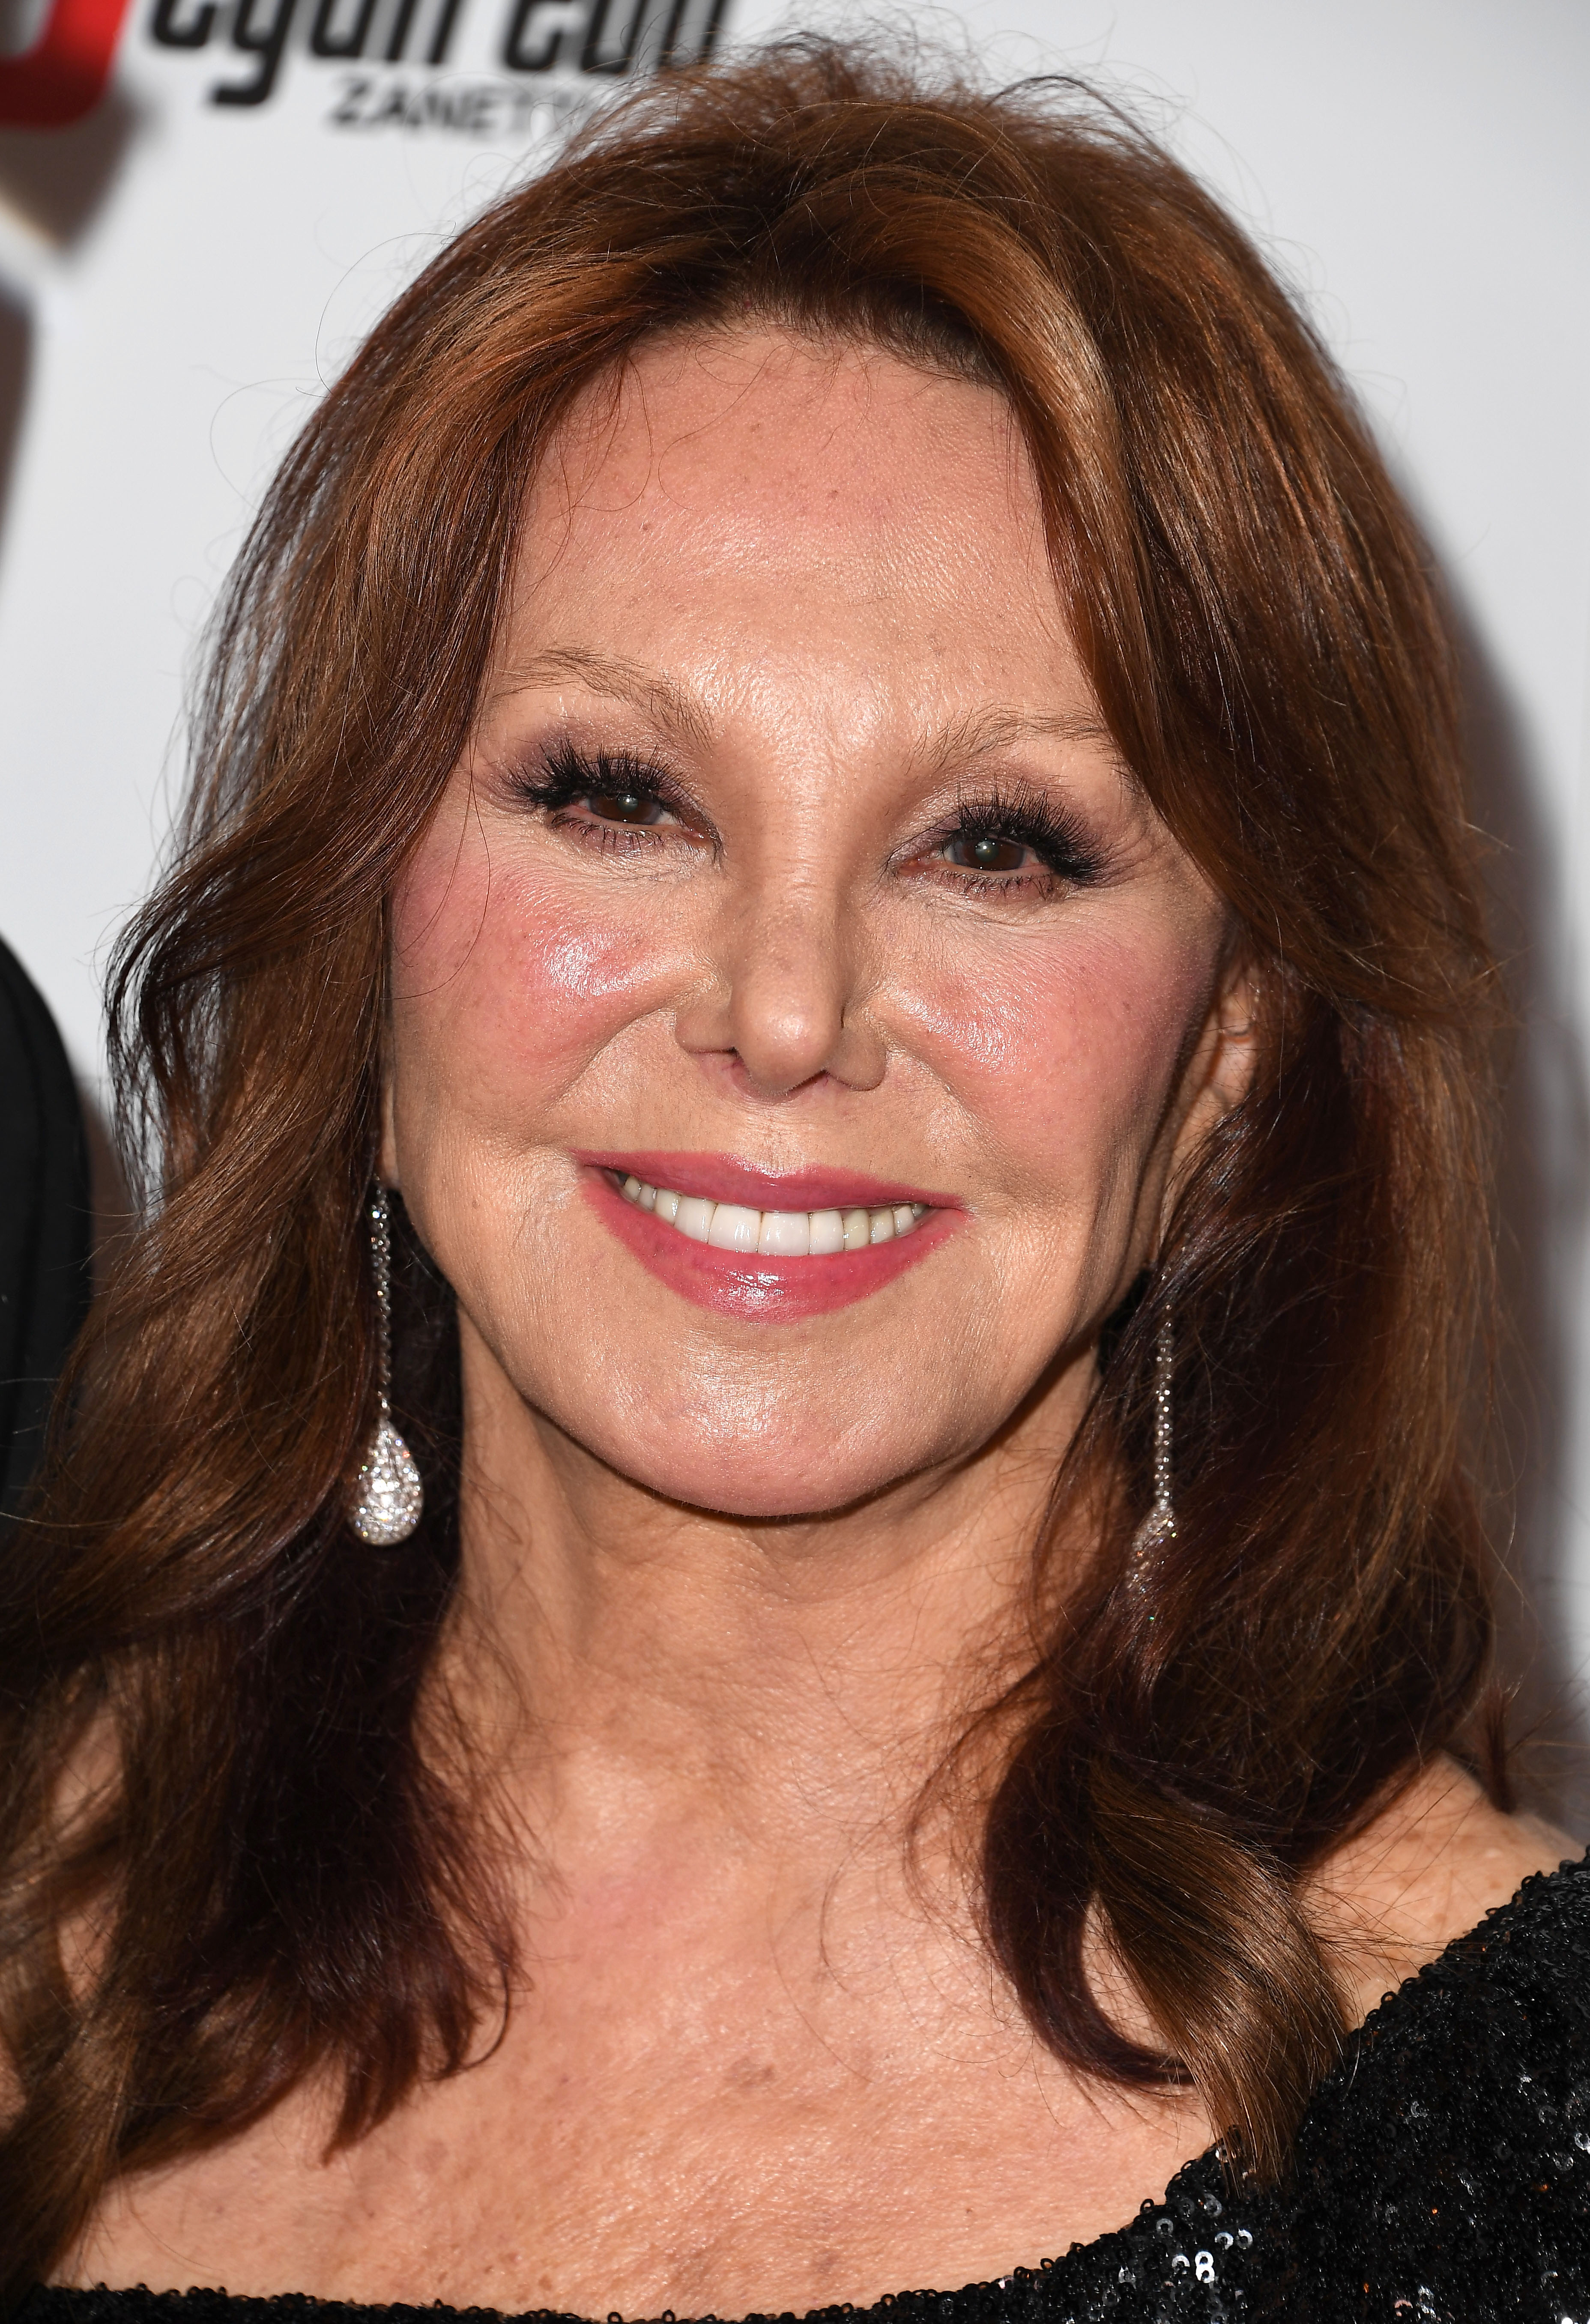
[27,1856,1590,2324]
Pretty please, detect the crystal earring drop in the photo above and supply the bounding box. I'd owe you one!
[1129,1312,1176,1565]
[349,1186,424,1546]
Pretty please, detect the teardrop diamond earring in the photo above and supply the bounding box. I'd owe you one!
[1129,1311,1176,1565]
[349,1186,424,1546]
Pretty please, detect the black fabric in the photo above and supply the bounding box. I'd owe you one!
[25,1853,1590,2321]
[0,933,90,1522]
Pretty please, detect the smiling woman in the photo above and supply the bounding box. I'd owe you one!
[2,36,1586,2324]
[388,328,1231,1487]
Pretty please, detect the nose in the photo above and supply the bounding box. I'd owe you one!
[674,874,887,1100]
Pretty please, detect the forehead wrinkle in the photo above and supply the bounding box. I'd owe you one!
[492,645,715,749]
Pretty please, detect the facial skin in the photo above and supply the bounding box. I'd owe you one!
[386,326,1251,1529]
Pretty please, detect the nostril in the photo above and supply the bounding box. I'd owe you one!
[725,1051,836,1103]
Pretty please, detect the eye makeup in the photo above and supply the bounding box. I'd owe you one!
[508,738,696,829]
[916,783,1109,895]
[505,738,1110,897]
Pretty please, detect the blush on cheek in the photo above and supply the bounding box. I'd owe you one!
[392,851,679,1096]
[901,928,1213,1165]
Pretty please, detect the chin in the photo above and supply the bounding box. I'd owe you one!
[635,1449,897,1524]
[571,1410,918,1523]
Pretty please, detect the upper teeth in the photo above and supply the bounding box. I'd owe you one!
[616,1174,928,1257]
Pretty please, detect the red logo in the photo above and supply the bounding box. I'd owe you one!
[0,0,133,127]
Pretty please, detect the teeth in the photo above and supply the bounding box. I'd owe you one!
[707,1202,762,1253]
[673,1195,715,1243]
[758,1209,810,1257]
[614,1174,929,1258]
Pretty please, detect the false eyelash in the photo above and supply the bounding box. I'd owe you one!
[508,736,678,813]
[944,787,1108,884]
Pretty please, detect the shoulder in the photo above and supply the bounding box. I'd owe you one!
[1278,1810,1590,2317]
[1364,1837,1590,2068]
[1310,1758,1579,2018]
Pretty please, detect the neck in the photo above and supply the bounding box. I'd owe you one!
[442,1314,1093,1879]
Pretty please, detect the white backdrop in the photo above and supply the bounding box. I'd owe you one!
[1,0,1587,1805]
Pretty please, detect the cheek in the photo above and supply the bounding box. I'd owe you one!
[890,918,1211,1190]
[389,827,684,1126]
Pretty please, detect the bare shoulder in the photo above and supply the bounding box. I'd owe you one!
[1309,1756,1581,2022]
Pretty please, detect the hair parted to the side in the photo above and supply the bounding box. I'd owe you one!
[0,36,1503,2297]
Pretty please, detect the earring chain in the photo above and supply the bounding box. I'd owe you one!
[1128,1310,1176,1574]
[371,1186,394,1414]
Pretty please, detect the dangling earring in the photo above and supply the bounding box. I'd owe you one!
[1129,1311,1176,1566]
[349,1186,424,1546]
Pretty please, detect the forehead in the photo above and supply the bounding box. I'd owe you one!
[505,326,1076,702]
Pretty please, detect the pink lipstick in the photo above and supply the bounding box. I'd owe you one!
[574,1151,963,1322]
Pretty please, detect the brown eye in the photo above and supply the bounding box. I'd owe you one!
[587,789,666,826]
[945,833,1032,872]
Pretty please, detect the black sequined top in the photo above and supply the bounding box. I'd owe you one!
[27,1854,1590,2324]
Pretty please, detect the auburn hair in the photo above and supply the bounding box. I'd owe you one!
[0,38,1502,2297]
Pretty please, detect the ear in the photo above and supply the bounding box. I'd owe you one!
[1166,940,1262,1186]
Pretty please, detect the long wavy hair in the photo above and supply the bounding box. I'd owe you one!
[0,39,1503,2297]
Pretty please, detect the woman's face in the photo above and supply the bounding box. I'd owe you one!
[387,329,1244,1520]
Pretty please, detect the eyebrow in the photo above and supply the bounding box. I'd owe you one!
[909,705,1120,776]
[493,647,714,747]
[494,646,1119,772]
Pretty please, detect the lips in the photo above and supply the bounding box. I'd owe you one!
[574,1151,962,1322]
[574,1150,955,1212]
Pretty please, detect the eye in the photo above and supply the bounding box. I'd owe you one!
[942,832,1039,874]
[926,791,1107,894]
[509,741,693,843]
[583,786,668,826]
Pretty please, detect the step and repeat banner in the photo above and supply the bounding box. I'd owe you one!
[0,0,1587,1781]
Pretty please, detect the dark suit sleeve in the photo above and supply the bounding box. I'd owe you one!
[0,934,91,1521]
